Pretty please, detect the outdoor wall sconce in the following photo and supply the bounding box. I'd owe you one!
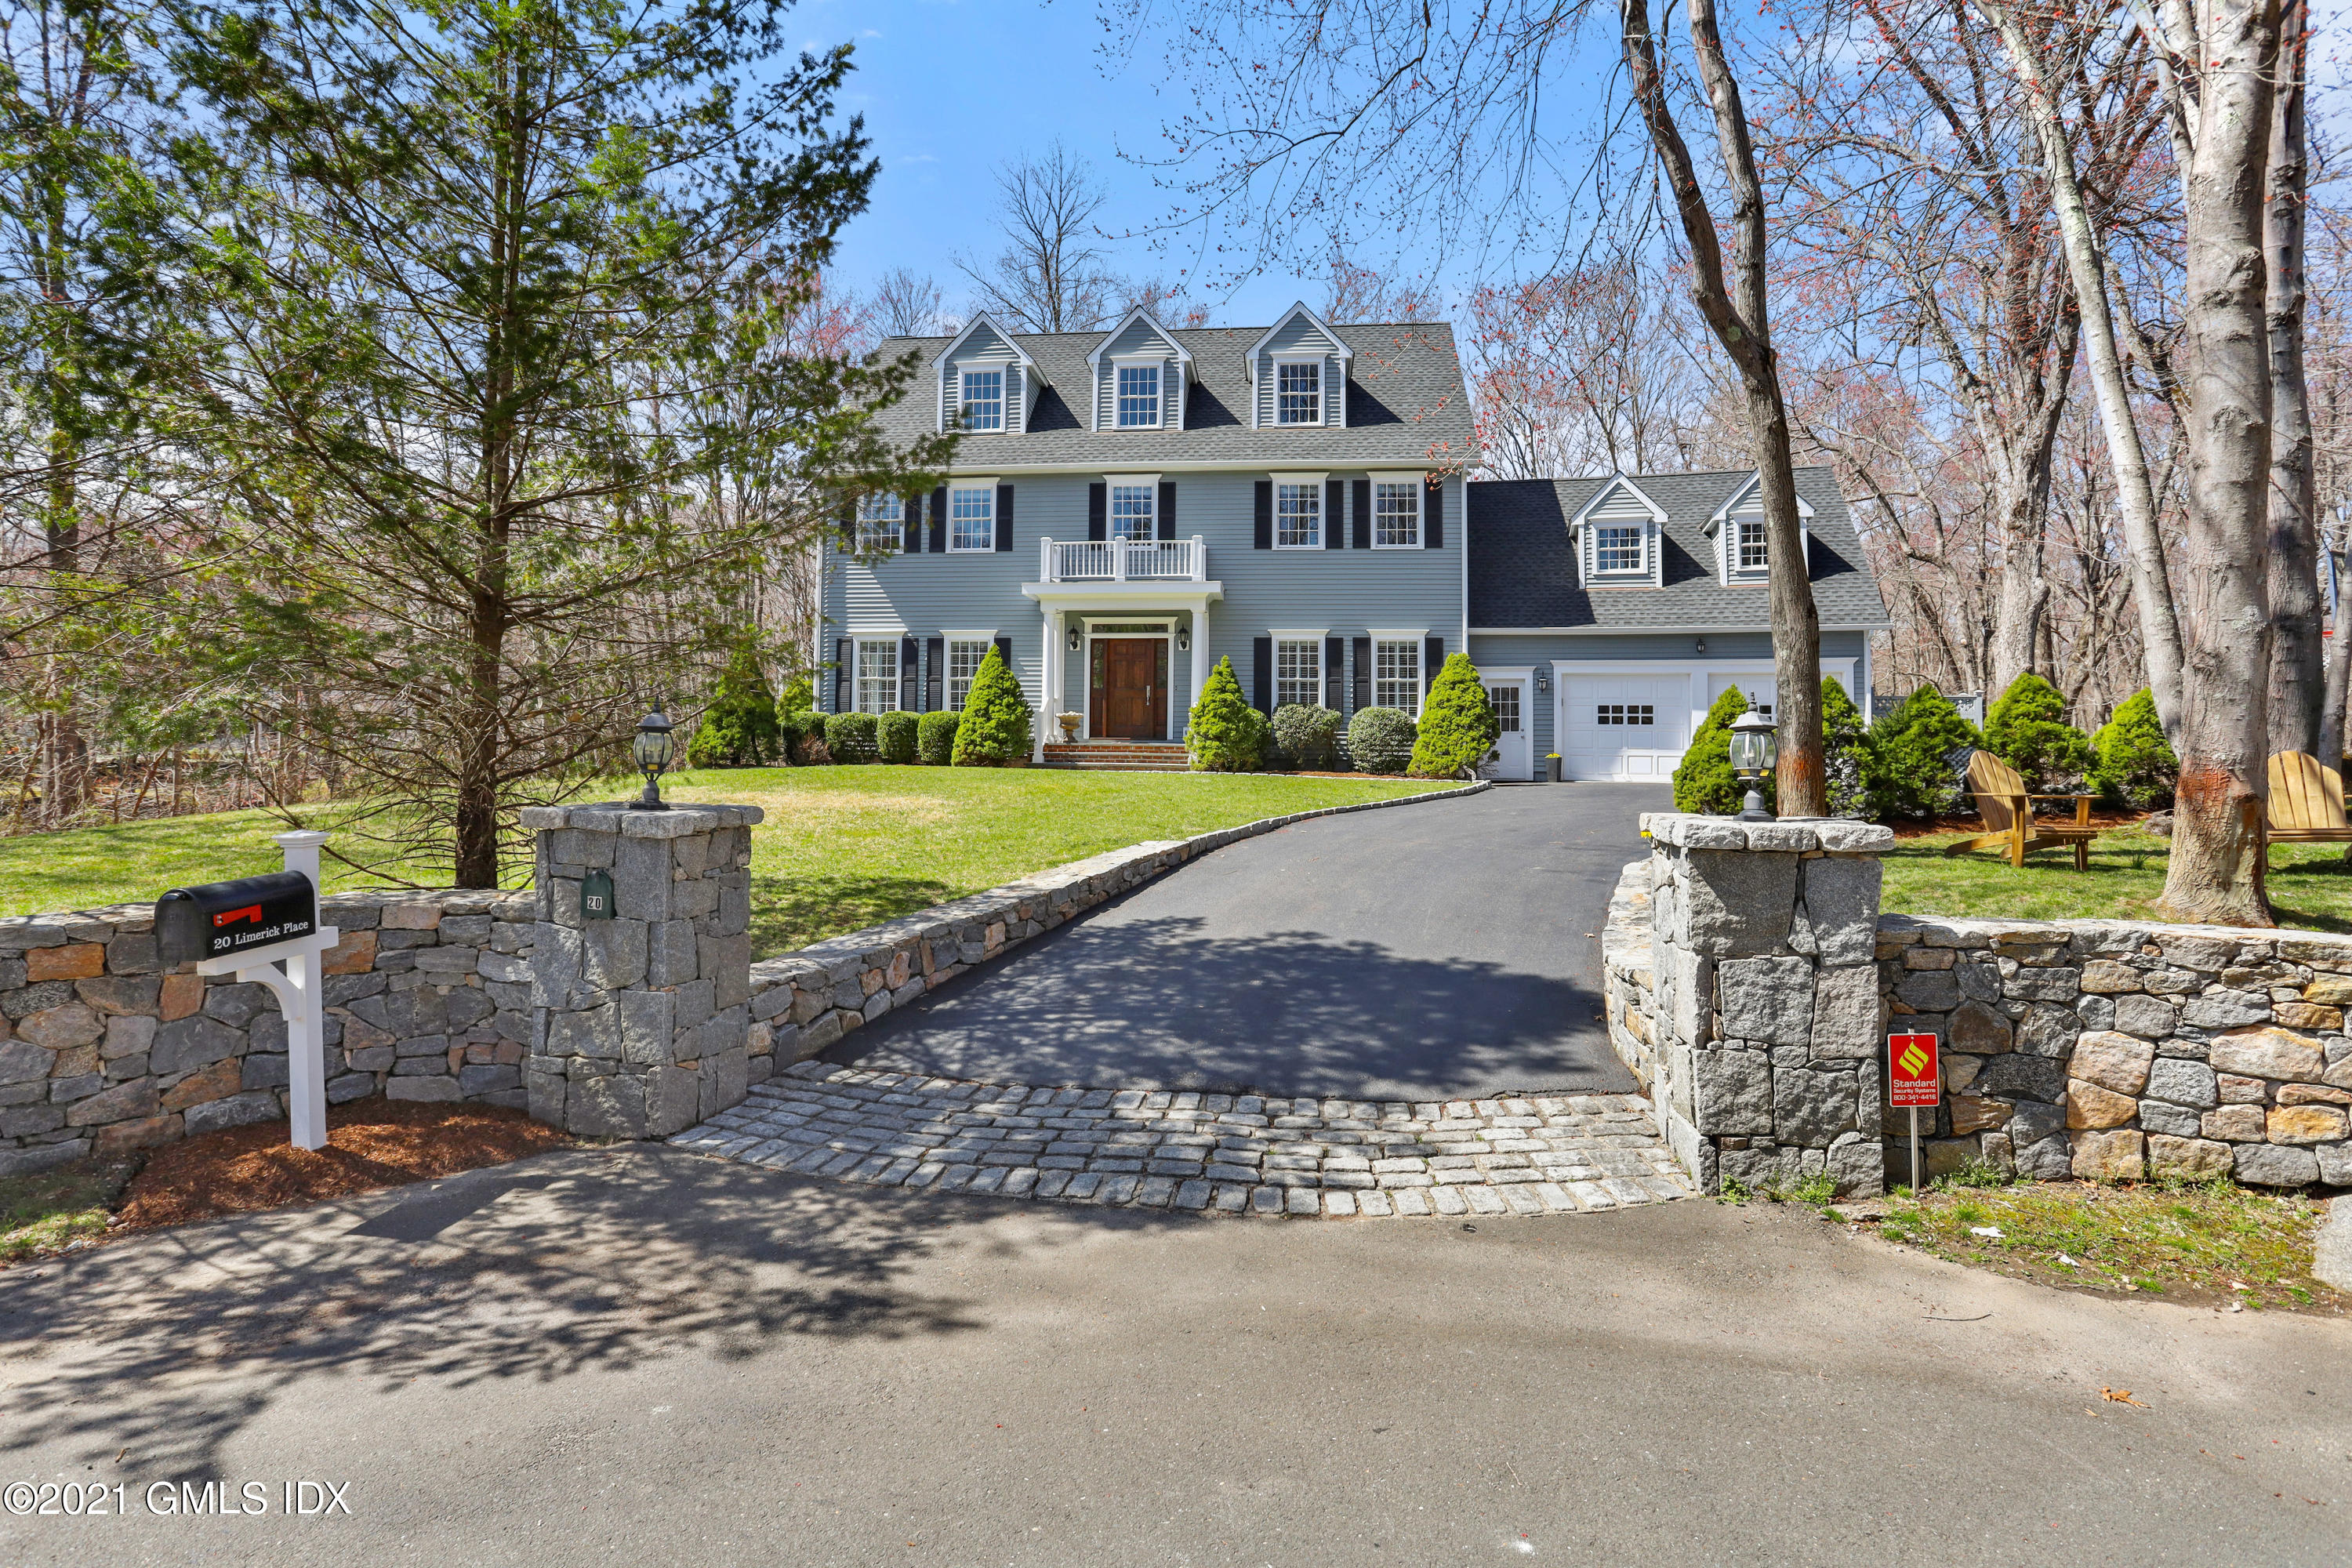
[1729,706,1777,822]
[1534,666,1550,693]
[1176,629,1190,652]
[1067,624,1083,652]
[632,706,676,810]
[1695,637,1708,655]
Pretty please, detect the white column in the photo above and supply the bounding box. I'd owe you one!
[1041,604,1059,749]
[1188,604,1210,738]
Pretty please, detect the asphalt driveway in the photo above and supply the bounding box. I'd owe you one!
[827,782,1669,1100]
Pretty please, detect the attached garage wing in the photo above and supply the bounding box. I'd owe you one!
[1559,675,1691,782]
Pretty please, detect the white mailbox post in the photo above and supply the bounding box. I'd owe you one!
[193,832,339,1150]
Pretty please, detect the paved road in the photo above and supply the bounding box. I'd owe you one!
[829,782,1669,1100]
[1,1149,2342,1566]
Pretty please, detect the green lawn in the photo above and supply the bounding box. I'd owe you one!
[1880,825,2352,932]
[0,768,1453,955]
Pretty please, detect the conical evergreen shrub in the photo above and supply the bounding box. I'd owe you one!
[1184,656,1267,771]
[1408,654,1501,778]
[1982,672,2093,791]
[1672,684,1762,814]
[950,645,1034,765]
[687,645,781,767]
[2089,688,2177,808]
[1820,676,1882,818]
[1869,683,1980,818]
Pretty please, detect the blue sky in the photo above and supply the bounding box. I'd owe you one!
[801,0,1445,328]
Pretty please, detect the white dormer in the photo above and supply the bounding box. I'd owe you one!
[1086,309,1193,432]
[1247,301,1352,430]
[1569,473,1667,589]
[1703,470,1813,586]
[935,313,1042,434]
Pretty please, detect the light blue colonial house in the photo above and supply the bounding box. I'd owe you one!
[818,302,1891,780]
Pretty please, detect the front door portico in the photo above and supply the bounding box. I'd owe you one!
[1091,637,1168,739]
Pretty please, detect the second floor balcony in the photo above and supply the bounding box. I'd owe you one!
[1038,536,1207,583]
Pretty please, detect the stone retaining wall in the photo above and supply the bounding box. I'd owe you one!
[1604,842,2352,1191]
[0,889,535,1178]
[742,781,1494,1076]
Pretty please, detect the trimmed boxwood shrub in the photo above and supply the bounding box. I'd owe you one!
[1982,672,2093,792]
[1348,706,1417,774]
[916,709,960,765]
[1186,656,1268,771]
[824,711,878,764]
[2090,687,2176,808]
[952,644,1033,765]
[877,710,920,764]
[1410,653,1501,778]
[1870,683,1980,818]
[686,645,781,768]
[1671,685,1758,814]
[1272,703,1342,771]
[778,710,826,764]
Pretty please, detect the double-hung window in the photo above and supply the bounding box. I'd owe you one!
[1596,524,1643,574]
[949,485,995,552]
[1276,359,1322,424]
[1374,638,1422,717]
[1372,480,1421,547]
[1737,517,1768,571]
[1116,364,1160,427]
[855,494,902,554]
[946,638,990,710]
[959,368,1004,432]
[855,639,899,715]
[1275,481,1321,548]
[1275,639,1322,710]
[1109,484,1155,541]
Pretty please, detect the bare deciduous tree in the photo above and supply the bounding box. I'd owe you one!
[957,143,1120,334]
[868,267,947,339]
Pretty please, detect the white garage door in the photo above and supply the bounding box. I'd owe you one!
[1561,676,1692,782]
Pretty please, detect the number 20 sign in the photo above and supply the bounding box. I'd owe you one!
[1888,1033,1940,1108]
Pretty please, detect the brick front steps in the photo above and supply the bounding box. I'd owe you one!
[673,1060,1696,1219]
[1041,742,1190,772]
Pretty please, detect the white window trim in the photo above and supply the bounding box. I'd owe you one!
[1266,627,1330,641]
[946,479,999,554]
[1272,353,1326,425]
[1111,356,1166,429]
[855,494,904,554]
[1592,521,1648,577]
[1370,634,1426,717]
[957,365,1007,433]
[941,632,996,711]
[1367,471,1427,550]
[1105,478,1158,541]
[1270,472,1327,550]
[854,637,903,716]
[1273,634,1325,710]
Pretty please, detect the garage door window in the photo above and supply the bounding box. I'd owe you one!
[1597,703,1654,726]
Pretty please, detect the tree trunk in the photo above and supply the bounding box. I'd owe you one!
[1973,0,2189,741]
[2161,0,2280,927]
[1988,487,2048,699]
[2263,0,2318,759]
[2321,528,2352,767]
[1624,0,1825,815]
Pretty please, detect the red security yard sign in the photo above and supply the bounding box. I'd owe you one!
[1888,1033,1940,1108]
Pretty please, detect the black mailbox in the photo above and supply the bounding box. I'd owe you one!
[156,871,319,965]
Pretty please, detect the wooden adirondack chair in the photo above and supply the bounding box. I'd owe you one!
[1943,750,2103,870]
[2265,752,2352,856]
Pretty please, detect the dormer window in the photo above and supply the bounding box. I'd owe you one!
[1116,364,1160,426]
[1595,524,1644,574]
[1737,517,1767,571]
[1276,359,1323,424]
[960,368,1004,432]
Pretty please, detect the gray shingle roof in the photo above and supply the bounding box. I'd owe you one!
[869,321,1477,469]
[1466,466,1891,630]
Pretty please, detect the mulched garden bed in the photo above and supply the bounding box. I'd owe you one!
[115,1095,575,1232]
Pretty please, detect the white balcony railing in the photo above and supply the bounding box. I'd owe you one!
[1038,535,1207,583]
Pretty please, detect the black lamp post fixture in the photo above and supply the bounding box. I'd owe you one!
[1729,706,1777,822]
[632,706,676,810]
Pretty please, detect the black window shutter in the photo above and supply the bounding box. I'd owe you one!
[1325,480,1345,550]
[902,505,920,554]
[924,636,944,712]
[837,500,855,554]
[833,637,851,712]
[1252,637,1273,713]
[1425,475,1444,548]
[1087,483,1106,543]
[1157,481,1177,540]
[928,487,946,553]
[899,635,918,710]
[1425,635,1444,691]
[1352,636,1371,712]
[1323,635,1345,711]
[993,636,1015,699]
[1254,481,1272,549]
[1352,480,1371,549]
[995,485,1014,551]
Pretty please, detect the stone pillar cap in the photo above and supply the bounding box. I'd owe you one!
[517,801,765,836]
[1641,812,1892,855]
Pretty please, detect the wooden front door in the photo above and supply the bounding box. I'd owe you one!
[1091,638,1167,739]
